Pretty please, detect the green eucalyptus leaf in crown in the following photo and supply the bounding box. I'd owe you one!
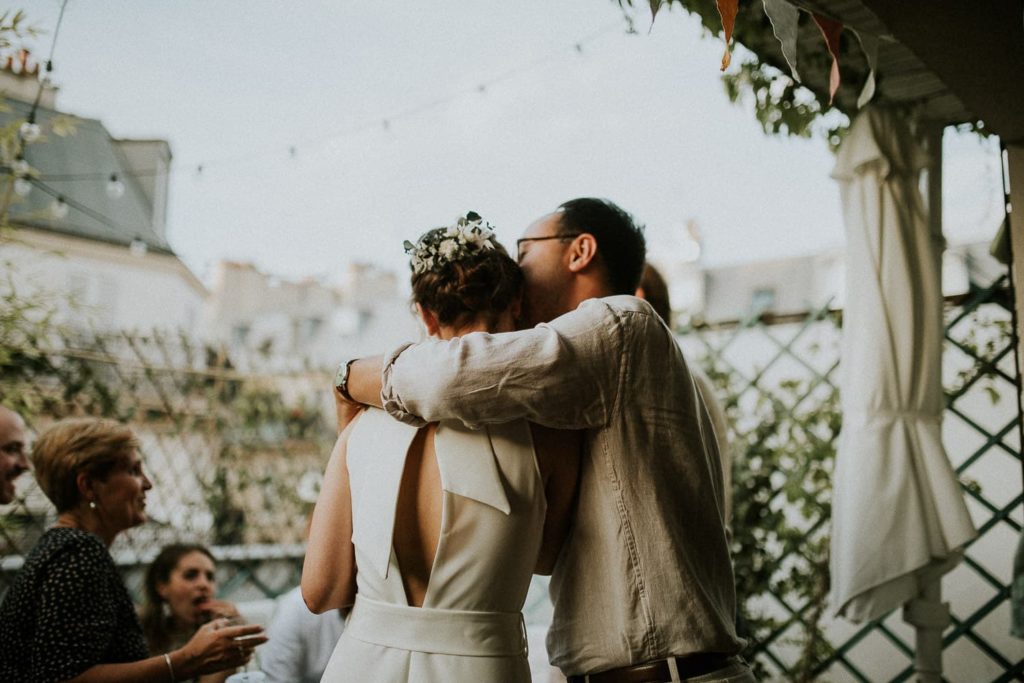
[405,211,496,274]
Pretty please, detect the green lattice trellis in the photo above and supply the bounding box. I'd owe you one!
[0,322,336,598]
[680,275,1023,682]
[2,272,1021,681]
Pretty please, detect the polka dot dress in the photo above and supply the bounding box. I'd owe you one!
[0,527,149,682]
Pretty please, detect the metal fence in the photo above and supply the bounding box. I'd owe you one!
[678,275,1023,682]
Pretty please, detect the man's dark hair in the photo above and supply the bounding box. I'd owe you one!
[557,198,646,295]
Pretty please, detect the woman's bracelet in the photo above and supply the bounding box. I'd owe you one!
[163,652,175,683]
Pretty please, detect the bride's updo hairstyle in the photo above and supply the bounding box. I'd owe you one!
[405,212,523,329]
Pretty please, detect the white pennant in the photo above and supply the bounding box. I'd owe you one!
[853,29,879,109]
[763,0,801,82]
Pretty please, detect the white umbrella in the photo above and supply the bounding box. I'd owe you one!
[829,106,976,679]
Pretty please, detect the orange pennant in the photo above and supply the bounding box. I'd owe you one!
[717,0,738,70]
[813,13,843,105]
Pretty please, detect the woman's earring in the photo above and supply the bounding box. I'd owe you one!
[89,501,97,510]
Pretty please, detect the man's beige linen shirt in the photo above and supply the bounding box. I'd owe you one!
[380,295,743,675]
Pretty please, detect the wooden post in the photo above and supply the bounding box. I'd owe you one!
[926,126,944,272]
[1008,144,1024,407]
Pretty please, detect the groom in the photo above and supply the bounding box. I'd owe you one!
[338,198,752,682]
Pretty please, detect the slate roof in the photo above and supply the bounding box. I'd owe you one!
[2,97,175,255]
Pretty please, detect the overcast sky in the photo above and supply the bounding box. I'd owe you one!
[17,0,1005,284]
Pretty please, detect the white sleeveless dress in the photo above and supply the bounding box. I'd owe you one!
[320,408,545,683]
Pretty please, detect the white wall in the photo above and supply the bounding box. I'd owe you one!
[1,229,206,334]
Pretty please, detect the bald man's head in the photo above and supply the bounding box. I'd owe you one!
[0,406,29,504]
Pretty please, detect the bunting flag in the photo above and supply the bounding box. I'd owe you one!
[853,29,879,108]
[813,13,843,104]
[763,0,801,82]
[717,0,739,70]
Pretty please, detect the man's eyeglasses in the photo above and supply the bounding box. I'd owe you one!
[516,233,581,260]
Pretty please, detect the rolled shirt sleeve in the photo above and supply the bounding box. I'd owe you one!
[381,299,626,430]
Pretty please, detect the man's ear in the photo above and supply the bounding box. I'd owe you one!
[567,233,598,273]
[416,304,442,338]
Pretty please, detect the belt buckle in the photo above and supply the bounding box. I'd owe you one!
[667,656,683,681]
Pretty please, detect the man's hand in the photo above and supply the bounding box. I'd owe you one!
[334,386,364,434]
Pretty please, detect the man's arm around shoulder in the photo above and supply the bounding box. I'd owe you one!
[346,299,627,430]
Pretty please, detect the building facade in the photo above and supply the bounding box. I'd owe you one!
[1,52,206,333]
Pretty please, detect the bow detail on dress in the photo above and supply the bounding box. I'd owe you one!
[349,411,511,582]
[435,422,511,515]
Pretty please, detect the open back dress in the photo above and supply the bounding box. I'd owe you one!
[320,407,545,682]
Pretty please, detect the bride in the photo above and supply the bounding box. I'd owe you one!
[302,213,581,682]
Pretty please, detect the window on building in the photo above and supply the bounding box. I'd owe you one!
[301,317,323,340]
[750,287,776,316]
[232,324,251,346]
[66,271,117,329]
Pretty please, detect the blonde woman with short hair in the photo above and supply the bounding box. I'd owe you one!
[0,418,267,682]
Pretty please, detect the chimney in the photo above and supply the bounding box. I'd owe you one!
[0,49,58,108]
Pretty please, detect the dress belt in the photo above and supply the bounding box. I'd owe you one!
[344,595,528,658]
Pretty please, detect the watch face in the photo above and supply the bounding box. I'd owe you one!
[334,362,348,389]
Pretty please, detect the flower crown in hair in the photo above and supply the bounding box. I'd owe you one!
[404,211,496,275]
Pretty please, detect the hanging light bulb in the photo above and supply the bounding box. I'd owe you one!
[13,177,32,197]
[19,121,41,143]
[51,196,69,219]
[106,173,125,199]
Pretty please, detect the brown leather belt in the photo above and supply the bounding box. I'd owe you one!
[566,653,732,683]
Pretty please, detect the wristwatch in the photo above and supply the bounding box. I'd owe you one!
[334,358,358,402]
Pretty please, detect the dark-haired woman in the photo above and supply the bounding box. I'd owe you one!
[0,418,266,682]
[141,544,241,683]
[303,214,581,682]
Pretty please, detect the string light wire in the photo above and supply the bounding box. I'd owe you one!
[7,17,625,247]
[2,0,69,218]
[29,20,625,184]
[27,176,155,243]
[26,0,68,126]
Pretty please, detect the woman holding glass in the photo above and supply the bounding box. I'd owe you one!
[141,544,244,683]
[0,417,267,682]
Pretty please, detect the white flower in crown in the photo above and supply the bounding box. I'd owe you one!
[405,212,497,273]
[454,220,472,244]
[470,226,495,250]
[438,238,459,260]
[457,216,492,248]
